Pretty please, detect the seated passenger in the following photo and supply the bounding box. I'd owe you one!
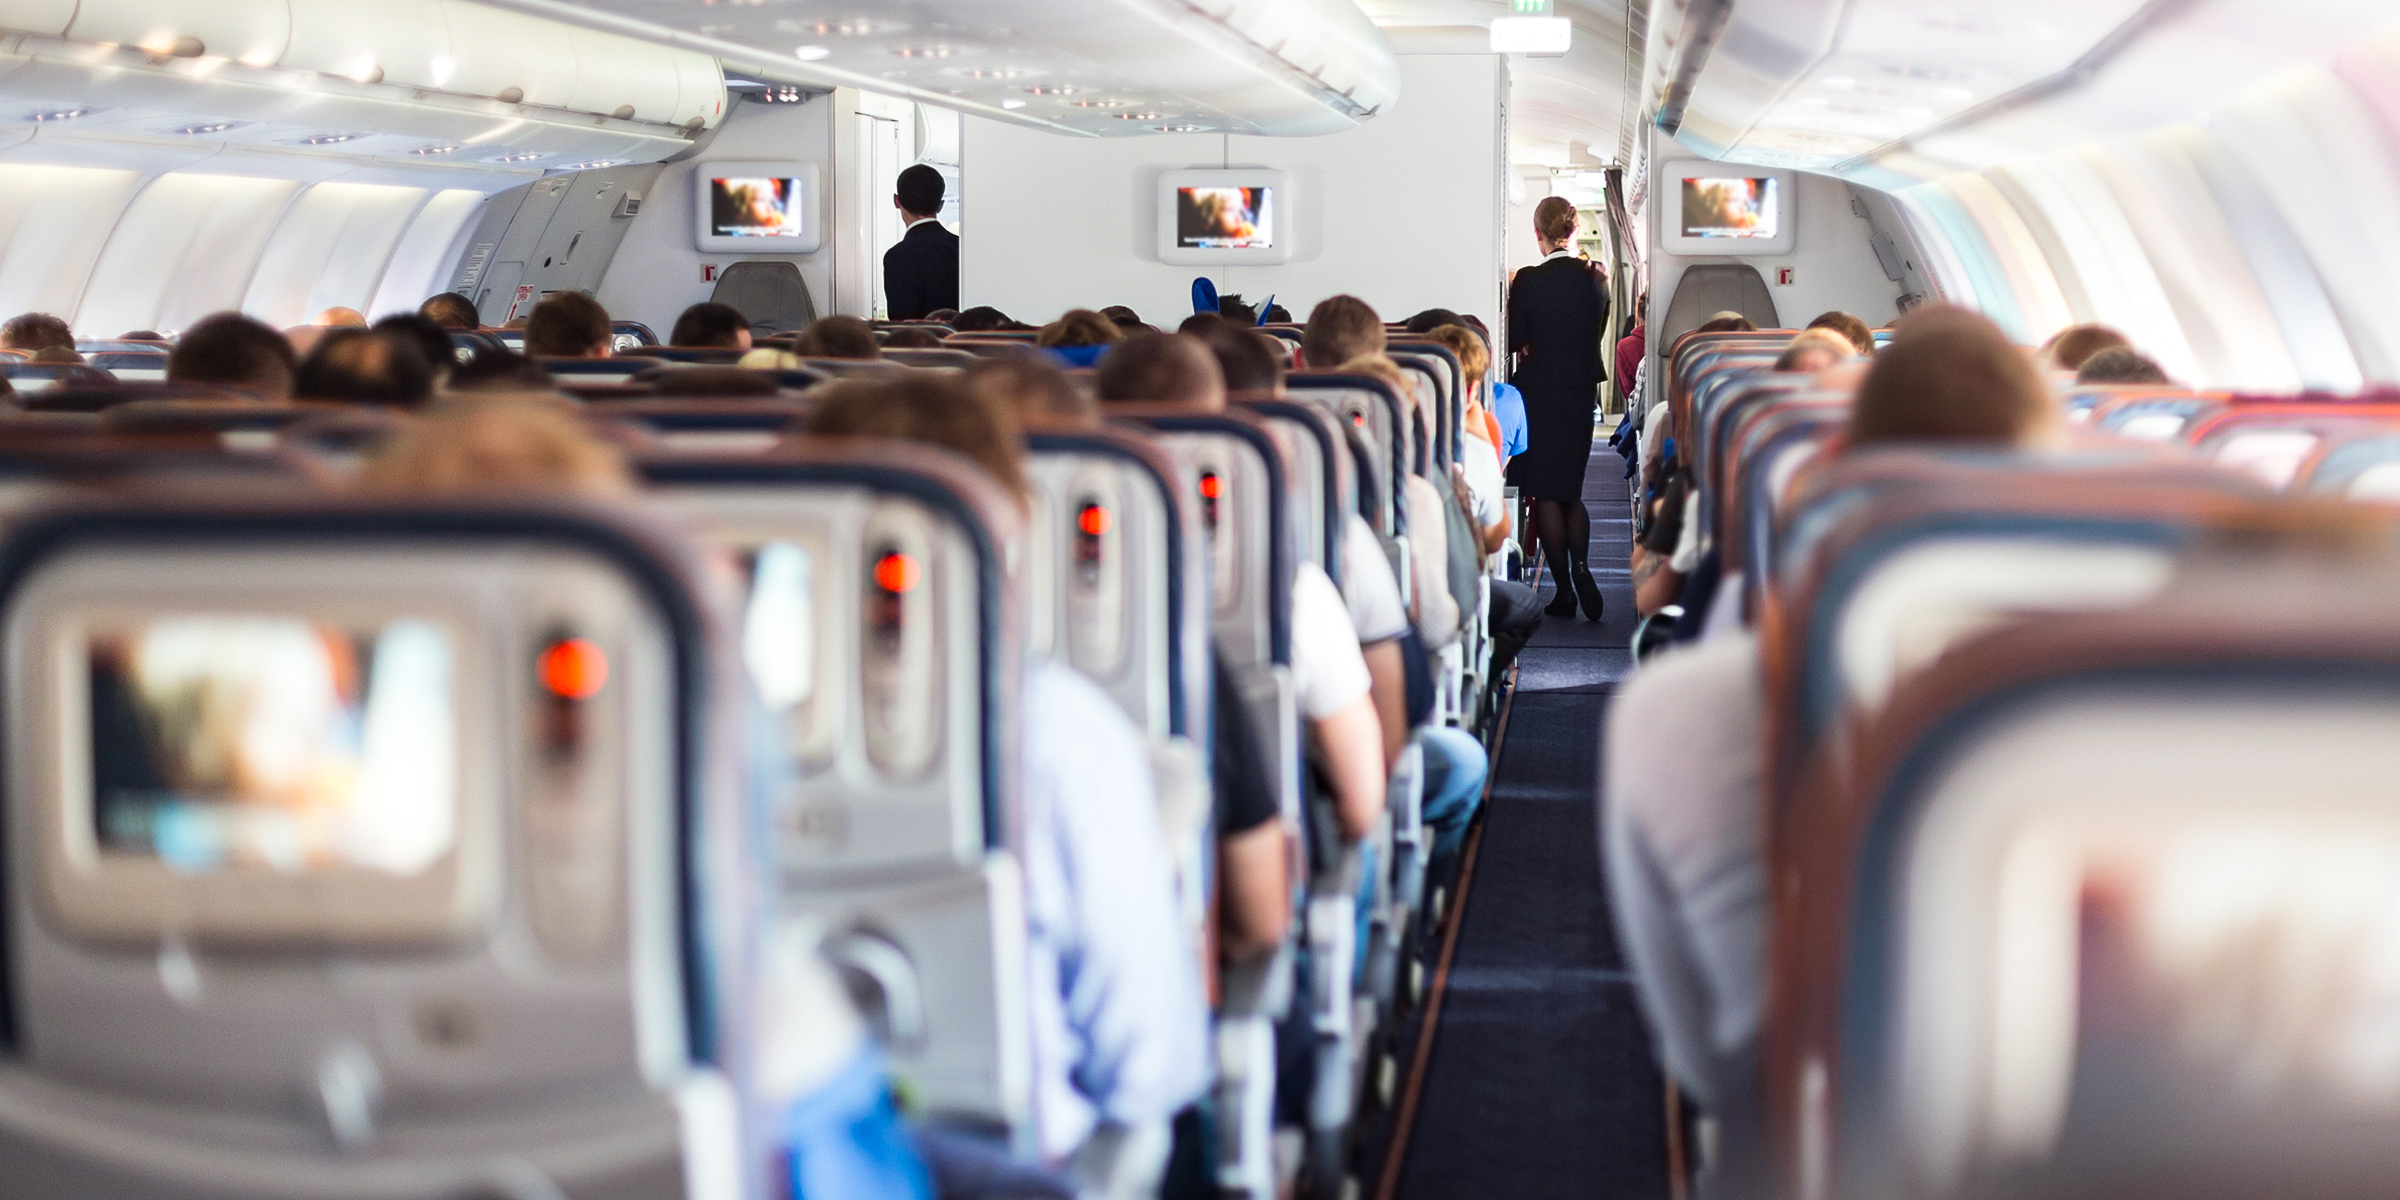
[28,345,84,365]
[1093,331,1215,405]
[373,313,460,385]
[1692,311,1756,335]
[924,307,962,324]
[950,305,1015,333]
[1034,309,1123,368]
[1,312,73,354]
[166,313,296,400]
[293,328,436,408]
[2041,322,2132,373]
[358,397,632,495]
[315,306,369,328]
[1100,305,1144,330]
[419,292,481,330]
[448,348,558,395]
[524,292,613,360]
[671,302,753,351]
[1804,310,1876,355]
[804,376,1210,1171]
[1771,329,1854,374]
[880,327,944,349]
[1602,307,2063,1189]
[796,315,881,360]
[2075,346,2171,386]
[1403,307,1463,335]
[118,329,165,342]
[964,355,1095,425]
[1421,323,1543,680]
[1300,294,1384,370]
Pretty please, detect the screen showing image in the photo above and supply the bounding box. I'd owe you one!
[1680,176,1780,239]
[711,176,804,239]
[1177,186,1274,250]
[88,615,457,876]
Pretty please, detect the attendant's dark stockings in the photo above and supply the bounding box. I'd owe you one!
[1533,497,1602,619]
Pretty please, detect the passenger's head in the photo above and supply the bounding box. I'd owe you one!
[1101,306,1143,329]
[118,330,163,342]
[796,315,880,360]
[1261,303,1291,324]
[2043,323,2132,372]
[964,355,1096,426]
[293,328,436,408]
[372,313,458,381]
[1404,308,1463,335]
[360,398,631,496]
[448,347,559,395]
[1182,315,1284,399]
[418,292,480,330]
[1422,324,1490,384]
[1035,309,1123,349]
[524,292,613,359]
[1097,332,1225,408]
[315,306,368,329]
[924,307,961,324]
[951,306,1012,333]
[1217,298,1258,327]
[670,302,753,350]
[805,374,1027,500]
[2075,346,2171,386]
[0,312,72,353]
[895,163,945,220]
[28,345,82,364]
[167,312,296,400]
[1850,307,2056,448]
[1694,312,1756,335]
[881,327,944,349]
[1773,329,1854,374]
[1805,310,1876,355]
[1303,295,1384,368]
[1534,195,1578,248]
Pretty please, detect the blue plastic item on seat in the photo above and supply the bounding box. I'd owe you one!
[1191,277,1219,316]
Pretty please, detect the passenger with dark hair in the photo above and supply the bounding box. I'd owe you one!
[950,306,1013,333]
[2075,346,2171,386]
[1,312,73,353]
[1261,303,1291,324]
[805,376,1209,1173]
[795,315,881,360]
[883,164,959,321]
[167,313,296,400]
[523,292,613,360]
[1216,298,1258,326]
[1101,305,1143,329]
[447,348,556,394]
[1692,311,1756,335]
[923,307,961,324]
[373,313,459,382]
[1179,316,1282,399]
[1301,295,1385,369]
[1507,194,1610,620]
[118,330,165,342]
[963,355,1096,425]
[669,302,753,350]
[1094,332,1221,406]
[1805,309,1875,355]
[1853,307,2059,446]
[2041,322,2132,372]
[880,326,943,349]
[293,328,436,408]
[1403,307,1463,335]
[418,292,481,330]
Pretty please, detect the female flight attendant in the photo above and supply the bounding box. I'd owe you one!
[1507,195,1609,618]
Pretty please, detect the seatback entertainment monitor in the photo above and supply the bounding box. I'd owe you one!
[1658,161,1797,256]
[1158,169,1293,265]
[695,161,823,253]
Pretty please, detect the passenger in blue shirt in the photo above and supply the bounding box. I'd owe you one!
[1489,379,1530,458]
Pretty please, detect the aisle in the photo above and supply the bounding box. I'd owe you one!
[1383,447,1672,1198]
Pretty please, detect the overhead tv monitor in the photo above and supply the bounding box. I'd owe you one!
[695,161,822,253]
[1659,161,1797,256]
[1158,169,1292,266]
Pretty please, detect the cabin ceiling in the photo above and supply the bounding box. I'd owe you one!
[1359,0,1646,175]
[467,0,1402,137]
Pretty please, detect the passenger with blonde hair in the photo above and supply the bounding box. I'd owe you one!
[358,398,633,496]
[1772,328,1855,375]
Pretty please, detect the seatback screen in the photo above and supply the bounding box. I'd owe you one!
[710,176,805,239]
[87,615,457,876]
[1177,186,1274,250]
[1680,176,1780,239]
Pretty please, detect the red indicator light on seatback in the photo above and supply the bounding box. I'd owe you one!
[1077,504,1112,536]
[873,552,921,594]
[1198,472,1224,500]
[538,638,609,699]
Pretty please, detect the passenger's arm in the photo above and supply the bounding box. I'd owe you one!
[1313,695,1388,842]
[1361,637,1408,770]
[1632,545,1683,617]
[1217,821,1292,959]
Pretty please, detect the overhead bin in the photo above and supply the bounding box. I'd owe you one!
[469,0,1400,137]
[0,0,725,171]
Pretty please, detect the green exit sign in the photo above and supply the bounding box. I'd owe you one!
[1512,0,1551,12]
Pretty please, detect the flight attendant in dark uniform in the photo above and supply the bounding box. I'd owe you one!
[1507,195,1609,618]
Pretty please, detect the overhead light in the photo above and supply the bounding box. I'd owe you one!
[302,132,362,145]
[170,121,246,136]
[25,107,96,122]
[890,45,960,58]
[558,160,620,170]
[1070,97,1133,108]
[490,152,549,163]
[1001,99,1028,110]
[793,18,899,38]
[951,66,1033,79]
[1024,84,1083,96]
[1111,112,1165,121]
[794,44,831,61]
[753,85,810,104]
[1490,16,1571,56]
[1156,124,1208,133]
[409,144,459,155]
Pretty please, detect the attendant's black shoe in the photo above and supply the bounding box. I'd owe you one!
[1543,586,1579,617]
[1571,563,1607,621]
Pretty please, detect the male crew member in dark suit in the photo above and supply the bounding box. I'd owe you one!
[883,164,959,321]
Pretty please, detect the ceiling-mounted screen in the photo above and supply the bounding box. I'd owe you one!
[695,161,822,253]
[1159,169,1292,265]
[1659,161,1797,257]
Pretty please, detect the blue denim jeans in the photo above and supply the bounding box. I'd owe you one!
[1417,725,1488,859]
